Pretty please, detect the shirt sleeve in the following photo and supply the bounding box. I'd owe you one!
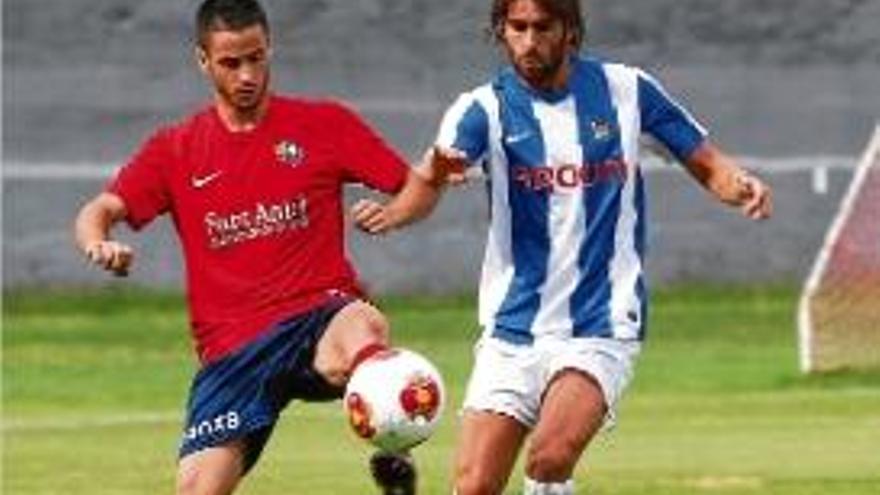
[331,102,409,194]
[105,129,173,230]
[435,92,489,166]
[637,70,708,162]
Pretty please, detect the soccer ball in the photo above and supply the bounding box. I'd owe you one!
[344,348,445,452]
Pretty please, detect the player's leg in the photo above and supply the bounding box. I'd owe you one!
[311,299,416,494]
[312,299,390,388]
[453,410,528,495]
[454,336,541,495]
[177,312,313,495]
[369,450,417,495]
[523,337,641,493]
[176,441,246,495]
[522,369,606,493]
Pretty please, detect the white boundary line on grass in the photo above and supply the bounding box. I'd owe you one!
[2,411,181,432]
[3,407,347,433]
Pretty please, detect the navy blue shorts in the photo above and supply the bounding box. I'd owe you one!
[178,297,352,471]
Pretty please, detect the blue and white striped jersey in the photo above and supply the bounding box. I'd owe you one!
[435,56,707,344]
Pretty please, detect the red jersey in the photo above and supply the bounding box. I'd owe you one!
[108,95,408,363]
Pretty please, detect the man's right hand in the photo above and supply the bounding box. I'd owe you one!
[419,146,468,188]
[84,240,134,277]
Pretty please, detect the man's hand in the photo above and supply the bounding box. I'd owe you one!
[351,150,459,236]
[684,143,773,221]
[84,240,134,277]
[734,172,773,220]
[421,146,468,188]
[351,199,395,235]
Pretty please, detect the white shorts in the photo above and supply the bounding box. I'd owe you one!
[461,335,641,428]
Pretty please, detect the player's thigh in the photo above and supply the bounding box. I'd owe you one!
[313,299,390,385]
[177,440,246,495]
[526,369,606,479]
[453,410,528,495]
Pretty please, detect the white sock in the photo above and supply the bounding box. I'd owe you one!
[523,477,574,495]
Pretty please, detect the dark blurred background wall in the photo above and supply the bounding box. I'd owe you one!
[4,0,880,291]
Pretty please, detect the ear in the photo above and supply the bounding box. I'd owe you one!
[195,46,209,75]
[564,26,577,48]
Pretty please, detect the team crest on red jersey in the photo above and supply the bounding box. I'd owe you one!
[274,140,305,166]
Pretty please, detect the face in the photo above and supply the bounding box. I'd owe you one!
[197,24,271,115]
[501,0,573,90]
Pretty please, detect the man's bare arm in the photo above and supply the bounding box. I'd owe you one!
[351,147,468,235]
[683,141,773,220]
[74,192,135,276]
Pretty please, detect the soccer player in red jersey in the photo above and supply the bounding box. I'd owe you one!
[73,1,440,494]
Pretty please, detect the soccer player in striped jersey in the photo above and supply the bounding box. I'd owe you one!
[352,0,773,493]
[74,1,440,494]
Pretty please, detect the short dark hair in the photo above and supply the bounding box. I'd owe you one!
[196,0,269,48]
[490,0,585,49]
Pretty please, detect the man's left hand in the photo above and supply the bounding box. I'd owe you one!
[351,199,394,235]
[736,173,773,220]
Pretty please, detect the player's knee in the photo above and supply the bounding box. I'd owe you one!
[344,302,391,368]
[525,442,579,481]
[176,462,235,495]
[339,300,390,345]
[176,476,232,495]
[315,301,392,386]
[176,466,201,495]
[454,464,504,495]
[358,302,390,343]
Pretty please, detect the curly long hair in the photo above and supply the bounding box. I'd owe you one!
[489,0,585,49]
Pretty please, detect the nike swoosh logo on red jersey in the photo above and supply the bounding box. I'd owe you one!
[191,171,223,189]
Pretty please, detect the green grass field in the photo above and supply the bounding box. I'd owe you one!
[3,285,879,494]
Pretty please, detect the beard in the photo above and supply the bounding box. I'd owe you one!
[510,46,569,91]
